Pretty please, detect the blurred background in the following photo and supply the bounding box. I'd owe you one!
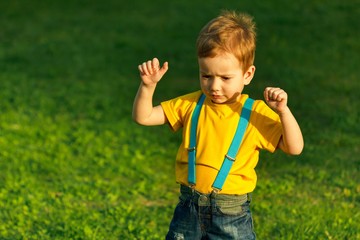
[0,0,359,239]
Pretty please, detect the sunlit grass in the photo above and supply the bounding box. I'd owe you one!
[0,0,359,239]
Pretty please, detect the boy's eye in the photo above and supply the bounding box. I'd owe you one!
[202,75,211,79]
[222,76,230,80]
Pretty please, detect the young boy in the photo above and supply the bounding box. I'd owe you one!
[132,10,303,240]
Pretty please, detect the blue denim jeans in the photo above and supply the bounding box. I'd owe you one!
[166,185,256,240]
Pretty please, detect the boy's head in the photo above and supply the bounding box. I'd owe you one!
[196,10,256,72]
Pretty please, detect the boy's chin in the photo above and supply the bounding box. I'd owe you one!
[211,98,234,104]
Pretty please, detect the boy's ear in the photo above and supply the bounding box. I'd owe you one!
[244,65,256,85]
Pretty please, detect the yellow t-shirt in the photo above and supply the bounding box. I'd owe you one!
[161,90,282,195]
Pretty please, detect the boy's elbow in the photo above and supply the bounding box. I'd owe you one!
[287,143,304,156]
[132,115,147,126]
[132,114,155,126]
[132,118,141,125]
[279,138,304,155]
[132,112,143,125]
[289,148,303,156]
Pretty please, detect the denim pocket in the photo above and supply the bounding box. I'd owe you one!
[215,194,249,216]
[217,202,248,216]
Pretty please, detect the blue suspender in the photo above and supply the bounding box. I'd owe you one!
[212,97,254,191]
[187,94,255,192]
[187,94,206,186]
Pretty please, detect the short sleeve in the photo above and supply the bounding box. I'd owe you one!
[251,100,283,152]
[160,91,202,132]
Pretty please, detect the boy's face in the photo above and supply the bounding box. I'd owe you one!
[198,52,255,104]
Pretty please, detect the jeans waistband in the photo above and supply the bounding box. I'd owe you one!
[180,185,250,206]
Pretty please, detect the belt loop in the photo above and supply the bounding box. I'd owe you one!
[189,185,196,205]
[247,193,252,202]
[189,184,195,194]
[211,188,220,197]
[210,190,218,213]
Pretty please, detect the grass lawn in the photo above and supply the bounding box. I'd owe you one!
[0,0,359,239]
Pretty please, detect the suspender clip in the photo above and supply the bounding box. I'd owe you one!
[189,184,196,193]
[187,147,196,152]
[225,154,236,161]
[212,187,221,194]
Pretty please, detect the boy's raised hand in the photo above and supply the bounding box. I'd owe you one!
[138,58,168,86]
[264,87,289,114]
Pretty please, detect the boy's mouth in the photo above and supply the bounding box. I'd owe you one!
[211,94,222,99]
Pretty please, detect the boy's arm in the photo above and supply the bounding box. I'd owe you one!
[132,58,169,126]
[264,87,304,155]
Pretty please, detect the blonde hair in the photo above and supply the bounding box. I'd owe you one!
[196,10,256,72]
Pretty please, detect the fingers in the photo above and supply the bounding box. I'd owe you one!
[264,87,287,102]
[138,58,165,76]
[159,61,169,75]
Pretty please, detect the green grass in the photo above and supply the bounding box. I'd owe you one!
[0,0,359,239]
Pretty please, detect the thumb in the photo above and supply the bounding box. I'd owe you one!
[158,61,169,76]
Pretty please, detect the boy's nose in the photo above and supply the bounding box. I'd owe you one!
[209,77,221,91]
